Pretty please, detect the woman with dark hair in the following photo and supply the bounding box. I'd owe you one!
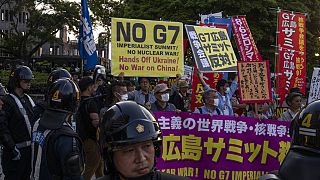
[280,92,303,121]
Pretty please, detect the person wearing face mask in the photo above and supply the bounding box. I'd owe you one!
[76,76,104,180]
[194,89,223,115]
[151,83,177,112]
[198,70,238,116]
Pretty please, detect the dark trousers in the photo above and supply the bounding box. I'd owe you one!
[2,147,31,180]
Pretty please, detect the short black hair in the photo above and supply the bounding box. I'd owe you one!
[286,92,302,106]
[216,79,227,90]
[79,76,94,92]
[138,77,151,84]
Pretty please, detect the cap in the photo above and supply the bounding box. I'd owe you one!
[154,83,170,93]
[79,76,94,92]
[178,80,188,88]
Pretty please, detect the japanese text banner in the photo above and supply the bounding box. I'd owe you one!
[155,112,291,180]
[237,61,272,103]
[111,18,184,77]
[186,25,238,72]
[231,16,262,61]
[308,68,320,103]
[190,66,223,111]
[276,12,306,106]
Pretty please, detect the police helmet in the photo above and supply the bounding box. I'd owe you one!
[101,101,162,172]
[47,78,80,113]
[291,100,320,153]
[47,68,72,88]
[7,65,33,92]
[93,65,106,83]
[102,101,162,148]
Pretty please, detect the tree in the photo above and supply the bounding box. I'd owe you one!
[0,0,80,61]
[90,0,320,76]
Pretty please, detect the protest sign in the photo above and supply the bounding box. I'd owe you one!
[276,12,306,106]
[186,25,238,72]
[308,68,320,103]
[111,18,184,77]
[231,16,262,62]
[155,112,291,180]
[200,15,232,38]
[237,61,272,103]
[190,67,223,112]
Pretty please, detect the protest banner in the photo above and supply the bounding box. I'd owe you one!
[111,18,184,77]
[308,67,320,103]
[275,107,288,119]
[186,25,238,72]
[237,61,272,103]
[231,16,262,62]
[78,0,98,71]
[190,66,223,112]
[199,15,232,38]
[155,112,291,180]
[276,12,306,106]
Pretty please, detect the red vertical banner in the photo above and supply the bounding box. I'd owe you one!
[190,67,223,111]
[276,12,306,106]
[231,16,262,61]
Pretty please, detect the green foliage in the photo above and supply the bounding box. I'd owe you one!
[90,0,320,77]
[0,70,48,94]
[0,0,80,60]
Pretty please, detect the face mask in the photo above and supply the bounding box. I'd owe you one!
[120,94,128,101]
[225,87,230,94]
[213,98,219,107]
[161,93,170,102]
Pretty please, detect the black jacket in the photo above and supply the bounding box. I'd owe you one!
[96,170,189,180]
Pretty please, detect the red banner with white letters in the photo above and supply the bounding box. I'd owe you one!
[190,66,223,112]
[276,12,306,106]
[231,16,262,62]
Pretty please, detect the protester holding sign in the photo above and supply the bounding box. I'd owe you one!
[280,92,303,121]
[198,70,238,116]
[193,89,223,115]
[170,79,191,112]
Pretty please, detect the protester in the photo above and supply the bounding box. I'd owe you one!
[30,78,84,179]
[0,65,35,180]
[170,80,191,112]
[198,71,238,116]
[259,100,320,180]
[194,89,223,115]
[98,101,189,180]
[128,77,156,109]
[280,92,302,121]
[77,76,104,180]
[243,103,270,119]
[151,83,178,112]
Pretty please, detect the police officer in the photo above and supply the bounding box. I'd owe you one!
[0,65,35,180]
[33,68,72,122]
[30,78,84,179]
[259,100,320,180]
[98,101,189,180]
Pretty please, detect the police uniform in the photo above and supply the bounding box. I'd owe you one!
[259,100,320,180]
[30,78,84,180]
[0,66,35,180]
[99,101,189,180]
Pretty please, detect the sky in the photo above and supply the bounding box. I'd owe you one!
[66,0,105,41]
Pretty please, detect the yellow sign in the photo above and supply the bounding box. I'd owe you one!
[186,25,237,72]
[111,18,184,77]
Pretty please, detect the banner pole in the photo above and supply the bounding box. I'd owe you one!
[274,7,281,109]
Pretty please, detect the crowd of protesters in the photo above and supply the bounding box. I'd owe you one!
[0,64,308,179]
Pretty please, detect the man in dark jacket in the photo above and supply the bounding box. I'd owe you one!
[0,66,35,180]
[97,101,189,180]
[30,78,84,180]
